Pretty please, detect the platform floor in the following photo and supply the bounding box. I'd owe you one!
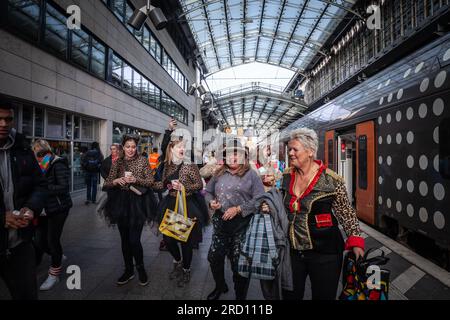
[1,193,449,300]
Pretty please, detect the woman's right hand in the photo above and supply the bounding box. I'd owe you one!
[113,177,127,187]
[210,200,221,210]
[169,119,177,131]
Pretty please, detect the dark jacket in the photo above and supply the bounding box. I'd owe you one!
[44,155,73,215]
[155,129,172,182]
[0,133,47,256]
[81,149,103,173]
[100,155,113,180]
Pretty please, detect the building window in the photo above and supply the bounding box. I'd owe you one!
[81,119,94,140]
[7,0,41,42]
[46,111,64,139]
[21,104,33,136]
[112,0,125,20]
[74,116,80,140]
[141,77,149,104]
[90,38,106,78]
[111,53,123,87]
[439,118,450,179]
[71,28,90,70]
[65,114,72,140]
[35,107,44,137]
[358,135,368,190]
[122,62,133,94]
[44,2,68,58]
[143,27,150,51]
[133,71,142,100]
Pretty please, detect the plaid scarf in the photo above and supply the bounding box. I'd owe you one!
[39,154,52,174]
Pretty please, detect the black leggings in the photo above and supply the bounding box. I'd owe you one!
[35,210,69,268]
[117,222,144,270]
[163,235,193,270]
[283,250,343,300]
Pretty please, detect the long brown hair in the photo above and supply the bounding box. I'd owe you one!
[214,152,250,177]
[164,140,185,165]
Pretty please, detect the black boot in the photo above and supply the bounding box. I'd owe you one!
[207,283,229,300]
[136,264,148,286]
[234,274,250,300]
[116,268,134,285]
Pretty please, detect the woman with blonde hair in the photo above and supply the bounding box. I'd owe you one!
[32,139,72,291]
[154,131,206,287]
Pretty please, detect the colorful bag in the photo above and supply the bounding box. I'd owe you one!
[339,248,390,300]
[159,186,196,242]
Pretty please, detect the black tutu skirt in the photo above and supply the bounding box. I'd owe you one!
[157,193,208,245]
[103,188,158,227]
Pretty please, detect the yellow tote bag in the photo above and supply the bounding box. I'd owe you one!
[159,186,196,242]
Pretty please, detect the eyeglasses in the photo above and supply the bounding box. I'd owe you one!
[0,117,14,123]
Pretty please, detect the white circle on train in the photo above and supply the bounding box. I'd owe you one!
[386,113,392,123]
[407,204,414,217]
[407,131,414,144]
[379,156,383,164]
[387,156,392,166]
[434,154,439,172]
[407,155,414,168]
[434,183,445,201]
[433,98,444,116]
[433,127,439,144]
[433,211,445,230]
[418,103,427,118]
[378,176,383,184]
[396,179,402,190]
[396,111,402,122]
[419,207,428,223]
[419,155,428,170]
[378,136,383,144]
[407,180,414,193]
[378,116,383,125]
[396,201,402,213]
[379,97,384,105]
[397,89,404,100]
[434,71,447,88]
[387,135,392,144]
[378,83,383,90]
[388,93,393,102]
[415,62,424,73]
[444,48,450,61]
[406,107,414,120]
[378,196,383,205]
[396,133,402,144]
[420,78,429,92]
[387,198,392,208]
[419,181,428,196]
[404,68,412,78]
[385,79,391,86]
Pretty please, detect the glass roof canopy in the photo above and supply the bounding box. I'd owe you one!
[178,0,357,131]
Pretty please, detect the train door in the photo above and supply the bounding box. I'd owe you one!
[356,121,375,225]
[325,130,335,171]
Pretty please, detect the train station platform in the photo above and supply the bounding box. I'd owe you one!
[1,193,449,300]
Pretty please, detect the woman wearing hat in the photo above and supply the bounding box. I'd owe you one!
[154,131,206,288]
[205,139,265,300]
[103,134,157,287]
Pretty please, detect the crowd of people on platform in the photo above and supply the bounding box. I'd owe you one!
[0,97,365,300]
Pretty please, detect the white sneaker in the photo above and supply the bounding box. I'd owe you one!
[39,275,60,291]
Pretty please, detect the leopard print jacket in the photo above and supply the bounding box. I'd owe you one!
[104,155,154,190]
[153,162,203,197]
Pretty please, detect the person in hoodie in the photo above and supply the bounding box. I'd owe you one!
[0,100,47,300]
[32,139,72,291]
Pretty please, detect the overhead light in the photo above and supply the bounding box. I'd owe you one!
[197,84,207,96]
[187,84,197,95]
[128,0,168,31]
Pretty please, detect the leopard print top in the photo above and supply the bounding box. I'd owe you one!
[331,178,362,238]
[153,162,203,196]
[104,155,154,190]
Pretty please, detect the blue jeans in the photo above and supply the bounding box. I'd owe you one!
[86,172,98,202]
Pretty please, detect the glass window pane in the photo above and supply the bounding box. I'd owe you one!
[73,142,90,191]
[65,114,72,140]
[91,38,106,78]
[44,3,68,57]
[8,0,40,42]
[113,0,125,20]
[125,2,134,32]
[111,53,122,87]
[143,27,150,51]
[21,104,33,136]
[35,107,44,137]
[81,119,94,140]
[47,111,64,138]
[133,71,142,100]
[141,77,149,103]
[122,62,133,94]
[74,116,80,140]
[71,29,90,69]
